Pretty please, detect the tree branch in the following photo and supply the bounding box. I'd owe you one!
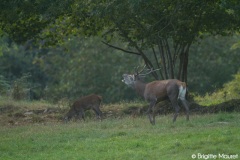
[152,46,164,79]
[101,41,141,56]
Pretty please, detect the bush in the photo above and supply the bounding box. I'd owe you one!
[194,72,240,106]
[0,75,10,96]
[11,74,31,100]
[223,73,240,100]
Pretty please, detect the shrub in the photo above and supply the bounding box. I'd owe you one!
[11,74,31,100]
[0,75,10,95]
[194,72,240,106]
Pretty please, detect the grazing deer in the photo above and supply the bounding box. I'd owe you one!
[64,94,102,122]
[122,66,189,125]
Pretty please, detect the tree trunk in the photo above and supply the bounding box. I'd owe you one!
[103,33,191,83]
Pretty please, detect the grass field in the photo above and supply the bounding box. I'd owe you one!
[0,112,239,160]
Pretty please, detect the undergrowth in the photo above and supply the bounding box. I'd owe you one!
[194,73,240,106]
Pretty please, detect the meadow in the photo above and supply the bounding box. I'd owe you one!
[0,111,239,160]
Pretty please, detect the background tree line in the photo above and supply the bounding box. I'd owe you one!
[0,0,240,103]
[0,35,239,103]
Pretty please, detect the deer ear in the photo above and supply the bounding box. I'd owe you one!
[134,74,141,81]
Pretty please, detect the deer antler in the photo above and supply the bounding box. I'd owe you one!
[138,67,161,77]
[134,65,146,75]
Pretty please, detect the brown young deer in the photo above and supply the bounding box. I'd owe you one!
[122,66,189,125]
[64,94,102,122]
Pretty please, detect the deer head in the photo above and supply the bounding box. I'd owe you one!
[122,65,159,88]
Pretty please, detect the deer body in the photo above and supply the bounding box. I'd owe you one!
[64,94,102,122]
[122,73,189,125]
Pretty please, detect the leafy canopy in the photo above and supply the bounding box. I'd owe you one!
[0,0,239,45]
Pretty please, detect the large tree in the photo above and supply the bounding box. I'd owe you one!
[1,0,240,82]
[92,0,240,82]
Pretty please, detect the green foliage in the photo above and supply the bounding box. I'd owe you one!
[1,0,240,45]
[231,41,240,50]
[1,0,240,82]
[188,35,240,94]
[11,74,31,100]
[0,0,75,44]
[0,75,10,95]
[231,34,240,50]
[90,0,240,80]
[222,73,240,99]
[0,34,240,102]
[41,37,138,102]
[0,113,239,160]
[0,37,47,99]
[194,72,240,106]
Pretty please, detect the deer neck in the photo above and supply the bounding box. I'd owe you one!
[134,80,146,98]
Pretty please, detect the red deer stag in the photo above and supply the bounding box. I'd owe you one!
[64,94,102,122]
[122,66,189,125]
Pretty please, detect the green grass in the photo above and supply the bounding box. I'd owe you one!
[0,96,58,110]
[1,113,240,160]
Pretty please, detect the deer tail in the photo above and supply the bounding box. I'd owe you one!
[178,82,187,100]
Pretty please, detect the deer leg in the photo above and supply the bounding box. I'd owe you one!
[147,101,156,125]
[82,112,85,121]
[173,105,180,122]
[170,100,180,122]
[180,99,190,121]
[152,109,156,125]
[92,106,102,120]
[78,108,85,121]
